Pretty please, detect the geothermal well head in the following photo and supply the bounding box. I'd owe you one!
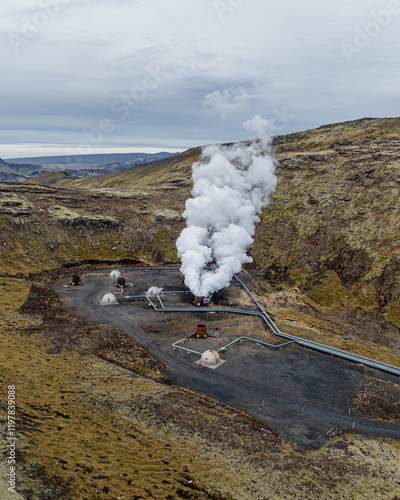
[194,296,204,307]
[100,293,118,305]
[194,324,207,338]
[196,349,225,369]
[110,270,121,279]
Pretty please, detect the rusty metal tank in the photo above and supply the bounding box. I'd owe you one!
[117,277,127,287]
[195,324,208,338]
[194,296,204,307]
[71,275,82,286]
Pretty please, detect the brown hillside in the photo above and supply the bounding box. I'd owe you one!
[55,147,201,189]
[24,171,69,185]
[1,118,400,498]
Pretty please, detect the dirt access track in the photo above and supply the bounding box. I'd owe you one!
[51,267,400,450]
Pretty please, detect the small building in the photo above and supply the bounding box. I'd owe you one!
[196,349,225,369]
[146,286,161,296]
[194,296,204,306]
[100,293,118,305]
[110,270,121,279]
[194,324,207,338]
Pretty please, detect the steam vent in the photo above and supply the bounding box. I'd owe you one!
[198,349,226,369]
[100,293,118,305]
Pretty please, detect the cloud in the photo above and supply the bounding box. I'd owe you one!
[0,0,400,157]
[203,87,249,118]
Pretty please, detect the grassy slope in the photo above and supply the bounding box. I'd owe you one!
[55,148,201,189]
[1,118,400,498]
[257,117,400,345]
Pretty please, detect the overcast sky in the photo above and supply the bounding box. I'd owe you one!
[1,0,399,158]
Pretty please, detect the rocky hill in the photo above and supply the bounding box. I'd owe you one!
[45,116,400,346]
[1,117,400,498]
[0,151,177,182]
[54,147,201,189]
[2,118,400,345]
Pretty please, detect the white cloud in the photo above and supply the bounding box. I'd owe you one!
[0,0,399,157]
[203,87,249,118]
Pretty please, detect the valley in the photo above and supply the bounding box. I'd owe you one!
[1,118,400,499]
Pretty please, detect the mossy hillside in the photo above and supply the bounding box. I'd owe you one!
[55,147,201,189]
[274,116,400,152]
[48,205,120,226]
[253,118,400,338]
[2,119,400,497]
[2,274,400,499]
[308,270,350,310]
[0,183,185,276]
[385,299,400,328]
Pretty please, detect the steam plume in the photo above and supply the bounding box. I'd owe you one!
[176,115,277,298]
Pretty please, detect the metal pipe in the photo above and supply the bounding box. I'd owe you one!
[116,266,180,271]
[116,295,147,300]
[217,336,293,353]
[150,302,400,376]
[256,312,400,377]
[146,296,158,309]
[172,337,202,355]
[157,293,165,309]
[100,267,400,377]
[231,275,400,377]
[233,274,280,334]
[84,273,110,277]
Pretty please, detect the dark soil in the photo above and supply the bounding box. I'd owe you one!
[353,377,400,424]
[19,283,166,382]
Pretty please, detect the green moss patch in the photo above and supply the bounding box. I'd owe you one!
[308,270,350,310]
[349,282,378,313]
[385,299,400,328]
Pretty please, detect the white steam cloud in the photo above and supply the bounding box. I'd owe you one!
[176,115,278,298]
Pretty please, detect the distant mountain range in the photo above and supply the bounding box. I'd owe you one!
[0,151,178,182]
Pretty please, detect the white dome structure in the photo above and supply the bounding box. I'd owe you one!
[146,286,161,297]
[197,350,225,369]
[100,293,118,305]
[110,270,122,279]
[201,350,220,365]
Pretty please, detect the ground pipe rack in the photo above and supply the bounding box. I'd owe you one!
[233,275,400,378]
[115,268,400,377]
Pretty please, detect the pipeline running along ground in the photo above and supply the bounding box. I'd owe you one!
[52,267,400,450]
